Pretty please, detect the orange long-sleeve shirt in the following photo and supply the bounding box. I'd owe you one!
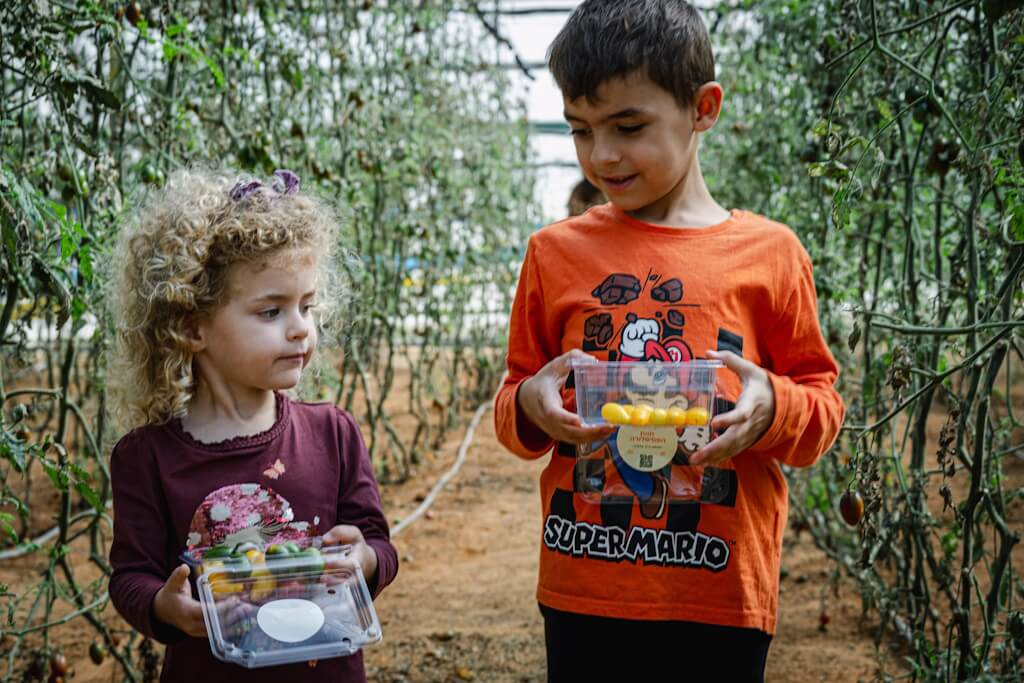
[494,204,844,633]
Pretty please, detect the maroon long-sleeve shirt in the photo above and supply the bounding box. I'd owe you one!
[109,394,398,682]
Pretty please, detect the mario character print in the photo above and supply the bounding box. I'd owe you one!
[561,268,741,538]
[584,271,694,363]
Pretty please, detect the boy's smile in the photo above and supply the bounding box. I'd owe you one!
[602,174,637,193]
[564,72,726,226]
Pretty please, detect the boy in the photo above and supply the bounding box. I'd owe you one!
[494,1,845,680]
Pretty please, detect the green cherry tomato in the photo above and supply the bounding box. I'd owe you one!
[266,543,294,576]
[231,542,259,557]
[204,544,232,560]
[293,548,325,576]
[283,541,302,554]
[89,642,107,665]
[222,554,252,579]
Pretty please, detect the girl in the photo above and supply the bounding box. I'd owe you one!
[108,168,397,682]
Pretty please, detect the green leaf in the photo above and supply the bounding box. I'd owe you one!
[79,248,93,282]
[77,79,121,110]
[71,296,86,323]
[182,42,224,88]
[58,69,121,110]
[68,461,90,480]
[31,255,72,328]
[876,99,892,121]
[6,171,45,231]
[61,232,73,263]
[941,530,959,555]
[0,432,26,472]
[40,459,66,492]
[166,21,188,37]
[848,323,861,352]
[0,512,17,543]
[48,200,66,221]
[162,41,180,61]
[74,480,103,512]
[832,188,852,230]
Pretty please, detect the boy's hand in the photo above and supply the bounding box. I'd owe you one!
[153,564,206,637]
[690,350,775,466]
[517,350,616,445]
[322,525,378,583]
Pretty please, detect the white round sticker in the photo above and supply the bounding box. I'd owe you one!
[256,598,325,643]
[616,426,677,471]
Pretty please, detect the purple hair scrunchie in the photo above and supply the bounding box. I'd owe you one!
[229,169,301,203]
[271,169,300,195]
[229,180,264,202]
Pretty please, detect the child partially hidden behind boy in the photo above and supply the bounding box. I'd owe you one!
[495,1,845,681]
[108,169,397,682]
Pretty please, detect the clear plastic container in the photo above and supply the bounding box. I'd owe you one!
[571,359,725,509]
[183,541,381,668]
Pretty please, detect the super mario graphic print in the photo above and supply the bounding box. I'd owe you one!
[544,269,741,572]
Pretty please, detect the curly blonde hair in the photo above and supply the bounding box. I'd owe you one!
[110,167,341,429]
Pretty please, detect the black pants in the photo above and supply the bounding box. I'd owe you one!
[541,604,772,682]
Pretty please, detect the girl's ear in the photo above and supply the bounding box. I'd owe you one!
[184,317,207,353]
[693,82,724,132]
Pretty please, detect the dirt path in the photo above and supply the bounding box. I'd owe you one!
[365,410,882,682]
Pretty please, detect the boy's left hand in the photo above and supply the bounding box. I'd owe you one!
[322,525,378,583]
[690,350,775,466]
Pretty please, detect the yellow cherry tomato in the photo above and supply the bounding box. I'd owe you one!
[667,406,688,426]
[249,568,276,601]
[601,402,631,425]
[630,405,653,426]
[205,562,243,594]
[650,408,668,425]
[211,580,243,594]
[686,407,711,426]
[201,560,224,577]
[245,549,265,565]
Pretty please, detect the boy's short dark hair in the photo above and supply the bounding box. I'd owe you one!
[547,0,715,108]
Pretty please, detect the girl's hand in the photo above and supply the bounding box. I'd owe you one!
[690,350,775,466]
[517,350,616,445]
[153,564,206,637]
[322,525,378,583]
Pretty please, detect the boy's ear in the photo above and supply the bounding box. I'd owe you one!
[693,82,724,132]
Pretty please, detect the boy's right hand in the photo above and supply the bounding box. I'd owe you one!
[153,564,206,637]
[517,350,616,445]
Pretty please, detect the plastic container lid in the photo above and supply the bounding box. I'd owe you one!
[569,359,728,508]
[571,359,723,430]
[192,542,381,668]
